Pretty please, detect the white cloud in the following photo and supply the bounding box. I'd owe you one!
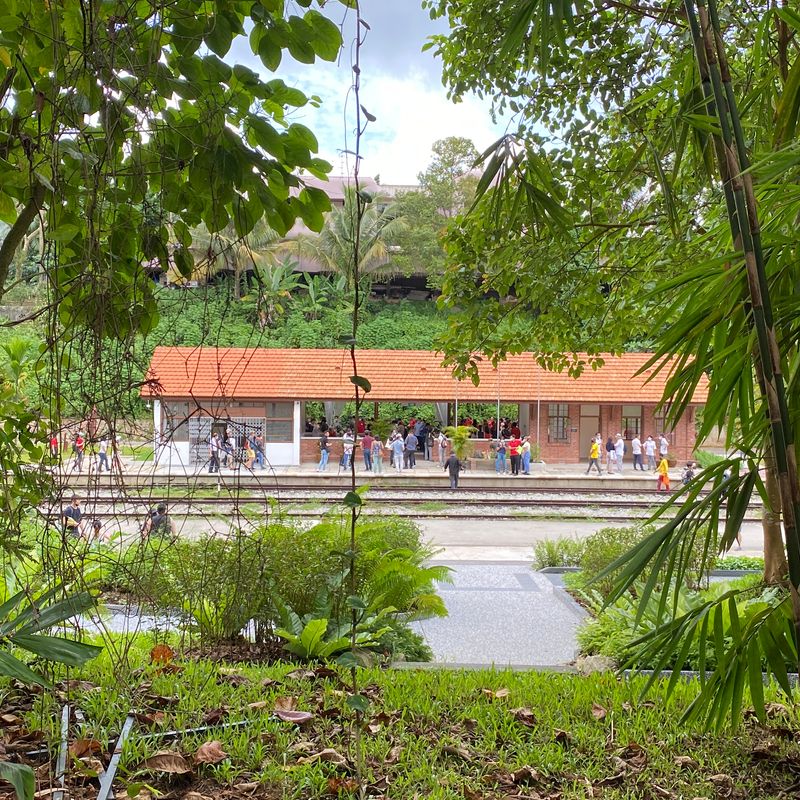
[284,66,504,184]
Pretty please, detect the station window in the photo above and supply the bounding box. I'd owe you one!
[162,401,190,442]
[265,401,293,442]
[548,403,569,442]
[654,405,674,439]
[621,405,642,439]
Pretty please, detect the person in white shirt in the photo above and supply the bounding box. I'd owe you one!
[659,434,669,461]
[631,435,643,471]
[614,433,625,473]
[644,435,657,470]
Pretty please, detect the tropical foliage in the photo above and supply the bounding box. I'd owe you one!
[426,0,800,726]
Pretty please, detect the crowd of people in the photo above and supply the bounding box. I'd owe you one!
[315,416,446,474]
[585,432,671,475]
[208,428,266,473]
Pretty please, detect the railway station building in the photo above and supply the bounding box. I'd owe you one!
[143,347,708,469]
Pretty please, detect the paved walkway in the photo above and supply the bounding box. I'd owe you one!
[412,562,586,666]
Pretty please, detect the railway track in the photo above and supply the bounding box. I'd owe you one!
[42,489,764,524]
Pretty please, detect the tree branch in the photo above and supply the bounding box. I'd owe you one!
[0,184,45,301]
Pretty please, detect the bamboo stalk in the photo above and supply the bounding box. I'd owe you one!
[684,0,800,631]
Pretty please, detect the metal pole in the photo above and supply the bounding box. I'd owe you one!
[536,365,541,447]
[496,367,500,435]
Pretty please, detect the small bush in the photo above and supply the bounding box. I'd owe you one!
[532,537,586,569]
[577,525,716,600]
[716,555,764,571]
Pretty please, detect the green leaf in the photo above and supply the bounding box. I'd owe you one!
[205,14,233,57]
[346,693,369,714]
[350,375,371,393]
[0,762,34,800]
[342,491,363,508]
[0,650,48,687]
[346,595,367,610]
[0,192,16,224]
[10,634,102,667]
[46,223,80,242]
[335,651,358,669]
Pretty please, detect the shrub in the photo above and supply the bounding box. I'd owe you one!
[110,516,447,655]
[532,537,586,569]
[716,555,764,571]
[576,525,716,600]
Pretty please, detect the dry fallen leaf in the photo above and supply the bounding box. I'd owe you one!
[68,738,102,758]
[194,740,228,765]
[297,748,349,767]
[261,677,281,688]
[673,755,699,770]
[184,793,214,800]
[202,707,229,725]
[591,703,608,721]
[441,744,472,762]
[327,776,360,794]
[0,713,22,725]
[139,750,192,774]
[149,644,175,665]
[248,700,269,710]
[554,729,574,746]
[481,687,510,700]
[275,709,314,724]
[133,711,166,728]
[275,696,298,711]
[510,707,536,727]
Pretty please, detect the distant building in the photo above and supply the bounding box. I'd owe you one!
[143,347,707,469]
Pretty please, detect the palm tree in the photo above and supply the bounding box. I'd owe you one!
[188,218,280,299]
[295,188,406,289]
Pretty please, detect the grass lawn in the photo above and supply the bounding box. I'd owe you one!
[11,636,800,799]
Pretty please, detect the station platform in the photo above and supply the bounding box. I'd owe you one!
[58,457,689,492]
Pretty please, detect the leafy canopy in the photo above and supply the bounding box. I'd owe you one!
[0,0,342,339]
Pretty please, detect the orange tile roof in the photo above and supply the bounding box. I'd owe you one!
[143,348,708,405]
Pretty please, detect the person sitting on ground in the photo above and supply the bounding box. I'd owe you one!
[142,503,176,539]
[682,461,696,485]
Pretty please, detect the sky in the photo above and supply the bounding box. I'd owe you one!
[230,1,505,184]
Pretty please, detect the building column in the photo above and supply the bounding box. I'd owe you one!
[292,400,301,466]
[153,399,162,465]
[519,403,530,434]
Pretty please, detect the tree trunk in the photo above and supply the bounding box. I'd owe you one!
[763,442,789,584]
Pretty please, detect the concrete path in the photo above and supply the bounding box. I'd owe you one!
[412,562,587,666]
[417,518,765,561]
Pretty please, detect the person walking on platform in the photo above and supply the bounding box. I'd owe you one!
[644,435,657,470]
[391,434,405,472]
[445,451,461,489]
[605,435,616,474]
[437,430,449,466]
[371,436,383,474]
[656,455,671,491]
[495,438,507,475]
[521,436,531,475]
[614,433,625,473]
[508,434,522,476]
[631,435,644,470]
[586,437,601,475]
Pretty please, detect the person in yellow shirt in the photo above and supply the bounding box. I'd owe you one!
[586,437,601,475]
[656,456,670,491]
